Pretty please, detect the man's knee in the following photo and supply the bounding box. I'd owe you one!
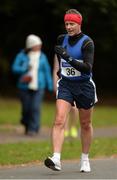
[54,116,65,129]
[81,120,92,131]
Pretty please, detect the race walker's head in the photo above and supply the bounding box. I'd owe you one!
[64,9,82,36]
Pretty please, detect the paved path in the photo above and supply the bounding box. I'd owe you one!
[0,125,117,144]
[0,158,117,179]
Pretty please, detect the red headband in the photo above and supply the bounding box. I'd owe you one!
[64,13,82,25]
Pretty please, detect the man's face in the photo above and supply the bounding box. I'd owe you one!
[65,21,81,36]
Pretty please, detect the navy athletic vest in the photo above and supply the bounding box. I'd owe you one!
[60,34,92,81]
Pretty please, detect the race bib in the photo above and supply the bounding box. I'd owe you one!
[61,59,81,77]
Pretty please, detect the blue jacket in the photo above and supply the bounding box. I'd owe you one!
[12,50,53,91]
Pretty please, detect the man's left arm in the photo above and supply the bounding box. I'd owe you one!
[55,40,94,74]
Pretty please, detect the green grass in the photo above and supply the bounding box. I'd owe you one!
[0,98,20,124]
[63,137,117,159]
[0,98,55,126]
[0,137,116,165]
[0,98,117,128]
[93,106,117,127]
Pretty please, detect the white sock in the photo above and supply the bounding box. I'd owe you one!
[81,153,89,160]
[52,152,61,160]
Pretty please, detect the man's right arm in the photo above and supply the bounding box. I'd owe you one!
[53,34,65,92]
[53,54,60,92]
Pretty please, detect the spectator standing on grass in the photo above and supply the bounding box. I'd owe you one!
[12,34,53,136]
[44,9,97,172]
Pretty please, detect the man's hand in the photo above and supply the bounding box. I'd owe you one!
[54,46,70,60]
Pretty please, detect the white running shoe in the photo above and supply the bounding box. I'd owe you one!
[44,157,61,171]
[80,159,91,172]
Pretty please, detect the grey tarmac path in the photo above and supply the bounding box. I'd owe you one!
[0,126,117,144]
[0,158,117,179]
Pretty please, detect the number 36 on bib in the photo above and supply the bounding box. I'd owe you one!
[61,59,81,77]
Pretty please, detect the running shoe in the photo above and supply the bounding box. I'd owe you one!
[80,159,91,172]
[44,157,61,171]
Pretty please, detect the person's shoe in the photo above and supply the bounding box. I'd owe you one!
[80,159,91,172]
[44,157,61,171]
[70,127,78,138]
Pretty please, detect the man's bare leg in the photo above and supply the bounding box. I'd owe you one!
[52,99,71,152]
[79,108,93,172]
[44,99,71,170]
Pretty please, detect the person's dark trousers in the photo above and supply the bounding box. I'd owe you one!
[19,89,44,133]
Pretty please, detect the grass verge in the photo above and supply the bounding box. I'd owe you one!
[0,98,117,128]
[0,137,116,165]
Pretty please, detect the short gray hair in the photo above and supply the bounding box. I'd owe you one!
[65,9,82,16]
